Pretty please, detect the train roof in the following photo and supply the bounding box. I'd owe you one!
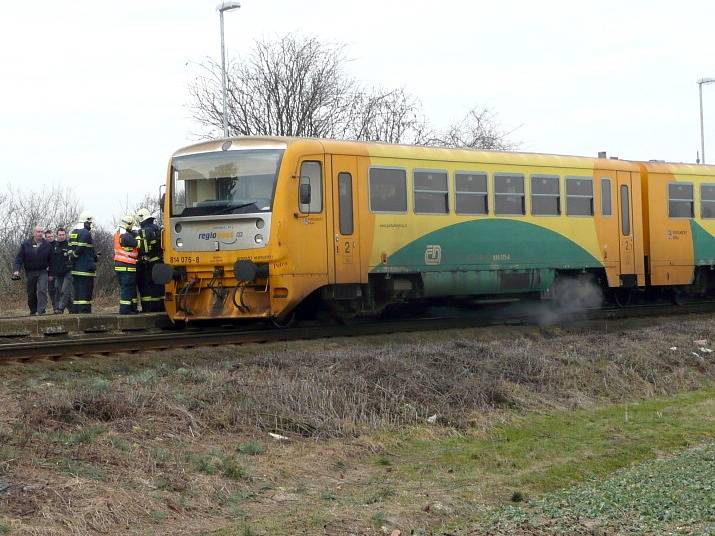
[172,136,715,175]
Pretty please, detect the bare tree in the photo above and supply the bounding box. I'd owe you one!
[190,34,516,149]
[424,107,518,151]
[190,36,356,138]
[348,88,430,144]
[0,185,82,308]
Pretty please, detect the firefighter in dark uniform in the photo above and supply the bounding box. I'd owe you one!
[68,212,97,313]
[114,215,140,314]
[135,208,165,312]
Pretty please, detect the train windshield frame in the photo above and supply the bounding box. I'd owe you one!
[170,149,284,217]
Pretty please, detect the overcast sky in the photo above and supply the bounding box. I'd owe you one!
[2,0,715,226]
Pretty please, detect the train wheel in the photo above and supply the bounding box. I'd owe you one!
[671,288,686,306]
[613,289,631,308]
[271,312,296,329]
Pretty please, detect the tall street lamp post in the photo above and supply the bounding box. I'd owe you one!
[218,1,241,139]
[698,78,715,164]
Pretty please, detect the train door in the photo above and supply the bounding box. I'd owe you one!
[331,155,361,283]
[617,171,636,280]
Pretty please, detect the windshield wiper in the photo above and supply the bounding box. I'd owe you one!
[213,202,259,214]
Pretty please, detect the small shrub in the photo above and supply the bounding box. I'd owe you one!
[375,455,392,467]
[222,457,247,480]
[366,487,396,504]
[237,440,264,456]
[110,437,130,452]
[150,510,167,524]
[320,489,337,501]
[370,511,387,528]
[70,425,106,445]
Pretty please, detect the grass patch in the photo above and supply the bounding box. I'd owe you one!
[43,458,105,481]
[150,510,167,524]
[0,522,10,534]
[365,487,396,504]
[487,442,715,534]
[236,440,264,456]
[222,456,247,480]
[370,511,387,528]
[390,388,715,505]
[110,436,131,452]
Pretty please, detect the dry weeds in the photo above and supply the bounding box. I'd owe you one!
[1,315,715,534]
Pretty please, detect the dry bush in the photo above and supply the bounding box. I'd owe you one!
[19,320,715,439]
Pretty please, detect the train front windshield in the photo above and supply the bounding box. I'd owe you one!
[171,149,284,217]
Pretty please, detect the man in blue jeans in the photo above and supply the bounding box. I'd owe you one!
[13,226,52,315]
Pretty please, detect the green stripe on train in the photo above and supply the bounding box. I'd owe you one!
[371,219,602,296]
[690,220,715,265]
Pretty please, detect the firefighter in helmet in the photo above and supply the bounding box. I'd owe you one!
[68,212,97,313]
[135,208,165,312]
[113,214,140,314]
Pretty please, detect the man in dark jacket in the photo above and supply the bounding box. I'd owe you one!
[12,226,52,315]
[48,227,72,313]
[68,213,97,313]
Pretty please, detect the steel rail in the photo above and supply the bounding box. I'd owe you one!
[1,301,714,363]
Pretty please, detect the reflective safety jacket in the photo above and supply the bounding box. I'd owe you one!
[114,230,139,271]
[68,225,97,276]
[139,220,162,263]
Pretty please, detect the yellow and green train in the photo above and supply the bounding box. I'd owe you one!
[153,137,715,322]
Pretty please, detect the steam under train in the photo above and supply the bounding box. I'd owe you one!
[152,137,715,323]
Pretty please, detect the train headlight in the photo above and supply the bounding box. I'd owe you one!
[176,238,183,248]
[256,219,265,229]
[254,234,263,244]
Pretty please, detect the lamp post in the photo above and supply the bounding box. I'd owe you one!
[698,78,715,164]
[217,1,241,139]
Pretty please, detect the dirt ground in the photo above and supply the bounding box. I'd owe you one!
[1,314,715,535]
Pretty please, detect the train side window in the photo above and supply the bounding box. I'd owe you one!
[701,184,715,219]
[620,185,630,236]
[299,161,323,213]
[494,173,525,215]
[601,178,612,216]
[566,177,594,216]
[668,182,693,218]
[414,170,448,214]
[530,175,560,216]
[338,172,354,235]
[369,167,407,213]
[455,172,488,214]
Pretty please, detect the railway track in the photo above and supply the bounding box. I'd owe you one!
[1,301,714,363]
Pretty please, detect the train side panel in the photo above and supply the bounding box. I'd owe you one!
[358,149,642,299]
[645,163,715,290]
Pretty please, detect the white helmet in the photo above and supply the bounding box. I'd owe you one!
[120,214,135,230]
[136,208,152,223]
[79,211,94,223]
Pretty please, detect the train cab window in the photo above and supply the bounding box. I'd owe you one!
[369,167,407,212]
[414,170,448,214]
[494,174,525,215]
[338,172,354,235]
[455,172,488,214]
[601,178,612,216]
[530,175,560,215]
[566,177,594,216]
[701,184,715,219]
[299,161,323,213]
[668,183,693,218]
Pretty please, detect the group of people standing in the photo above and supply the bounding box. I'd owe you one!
[12,209,164,315]
[12,226,72,314]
